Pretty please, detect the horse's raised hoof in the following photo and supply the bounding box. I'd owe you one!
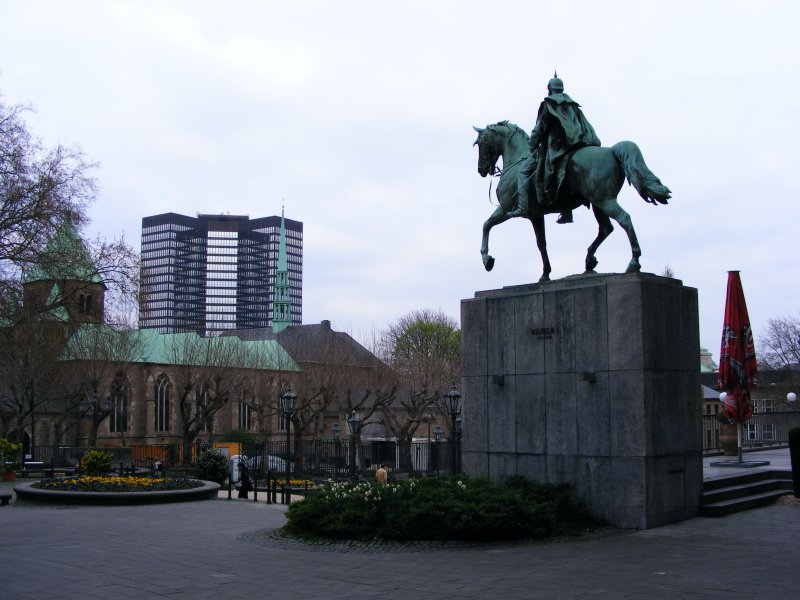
[625,259,641,273]
[585,256,599,271]
[483,255,495,271]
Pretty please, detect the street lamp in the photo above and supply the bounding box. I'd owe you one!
[443,385,462,475]
[332,421,340,478]
[346,410,360,481]
[279,387,296,504]
[117,396,128,447]
[455,415,463,473]
[420,414,434,474]
[433,425,443,473]
[788,392,797,404]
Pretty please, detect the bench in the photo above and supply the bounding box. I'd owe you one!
[21,463,75,477]
[0,493,11,506]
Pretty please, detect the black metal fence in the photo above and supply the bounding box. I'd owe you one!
[25,411,799,475]
[236,439,455,481]
[701,411,800,453]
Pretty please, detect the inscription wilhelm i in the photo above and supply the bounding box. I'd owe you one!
[530,326,556,339]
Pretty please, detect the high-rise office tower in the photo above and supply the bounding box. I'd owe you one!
[139,212,302,334]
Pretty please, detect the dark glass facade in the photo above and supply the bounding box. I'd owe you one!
[139,213,303,334]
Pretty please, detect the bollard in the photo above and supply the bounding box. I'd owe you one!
[253,473,258,503]
[227,470,232,500]
[271,479,277,504]
[119,461,124,476]
[266,473,271,504]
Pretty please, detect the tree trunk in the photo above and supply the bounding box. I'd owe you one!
[398,432,413,472]
[181,432,196,465]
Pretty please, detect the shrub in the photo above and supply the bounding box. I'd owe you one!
[81,450,114,476]
[285,476,601,542]
[0,438,23,472]
[194,448,229,484]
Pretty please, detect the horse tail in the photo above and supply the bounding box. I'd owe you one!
[611,141,671,205]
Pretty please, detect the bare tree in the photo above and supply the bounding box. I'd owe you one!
[759,314,800,371]
[230,339,298,443]
[258,331,351,449]
[0,322,66,441]
[0,95,95,311]
[379,309,461,471]
[60,324,145,446]
[86,234,141,328]
[0,93,140,325]
[162,334,265,463]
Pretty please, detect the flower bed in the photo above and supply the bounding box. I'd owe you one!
[33,476,204,492]
[272,479,316,489]
[15,476,220,505]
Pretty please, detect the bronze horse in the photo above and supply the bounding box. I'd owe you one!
[473,120,671,280]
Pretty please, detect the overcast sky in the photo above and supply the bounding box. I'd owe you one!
[1,1,798,361]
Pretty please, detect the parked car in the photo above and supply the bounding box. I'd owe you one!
[229,454,288,483]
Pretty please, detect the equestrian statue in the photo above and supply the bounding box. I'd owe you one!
[473,73,671,281]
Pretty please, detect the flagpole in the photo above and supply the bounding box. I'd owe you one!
[737,422,743,464]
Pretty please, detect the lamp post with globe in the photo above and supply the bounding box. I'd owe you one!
[279,387,296,505]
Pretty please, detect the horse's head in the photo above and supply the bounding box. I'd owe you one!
[473,125,502,178]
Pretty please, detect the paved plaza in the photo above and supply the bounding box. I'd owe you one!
[0,449,798,600]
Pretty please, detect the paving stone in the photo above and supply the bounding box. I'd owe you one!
[0,450,796,599]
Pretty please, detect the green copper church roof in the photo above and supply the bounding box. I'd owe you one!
[63,325,299,372]
[22,221,104,285]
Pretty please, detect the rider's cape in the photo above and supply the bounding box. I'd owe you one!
[535,93,601,205]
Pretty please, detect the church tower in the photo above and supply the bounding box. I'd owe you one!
[271,207,292,333]
[21,220,106,326]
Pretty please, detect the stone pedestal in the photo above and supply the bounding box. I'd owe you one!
[460,273,702,529]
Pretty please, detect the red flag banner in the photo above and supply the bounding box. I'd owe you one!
[718,271,757,423]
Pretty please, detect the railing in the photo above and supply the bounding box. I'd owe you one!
[29,445,133,468]
[701,411,800,453]
[231,439,458,481]
[25,438,464,479]
[35,412,797,477]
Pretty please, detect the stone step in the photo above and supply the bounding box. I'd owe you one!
[701,478,790,505]
[699,489,791,518]
[703,469,790,492]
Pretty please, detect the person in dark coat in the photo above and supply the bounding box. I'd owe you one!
[238,463,253,499]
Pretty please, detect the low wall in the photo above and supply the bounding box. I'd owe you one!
[14,480,220,505]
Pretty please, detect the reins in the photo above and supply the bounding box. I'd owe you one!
[487,156,527,206]
[482,124,529,206]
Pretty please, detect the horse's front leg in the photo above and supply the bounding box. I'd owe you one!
[529,215,551,281]
[481,206,512,271]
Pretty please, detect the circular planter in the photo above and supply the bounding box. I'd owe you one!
[13,479,220,505]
